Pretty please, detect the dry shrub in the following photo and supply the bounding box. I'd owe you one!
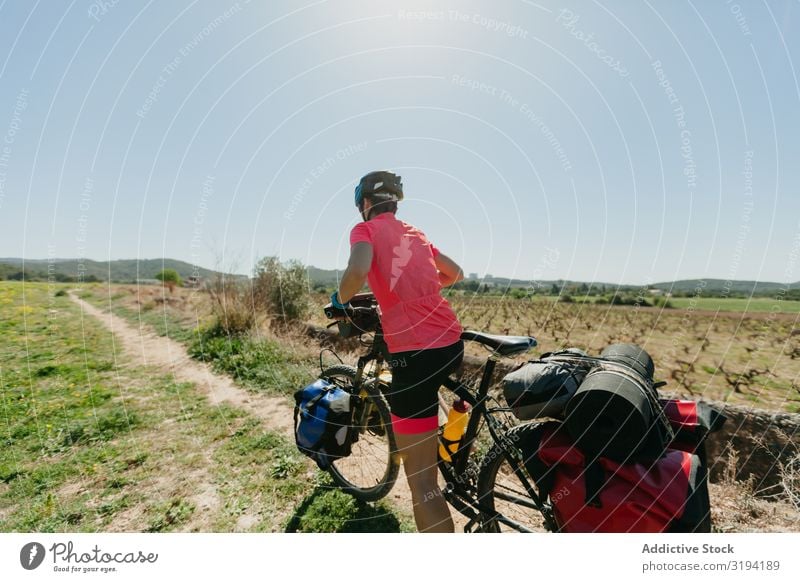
[747,428,800,510]
[203,257,312,336]
[709,439,800,531]
[780,452,800,510]
[206,274,256,335]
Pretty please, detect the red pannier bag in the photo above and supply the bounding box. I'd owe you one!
[518,422,711,533]
[660,399,727,462]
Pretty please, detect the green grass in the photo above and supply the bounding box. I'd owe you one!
[114,303,200,343]
[187,328,309,397]
[667,296,800,313]
[284,473,413,533]
[146,498,195,532]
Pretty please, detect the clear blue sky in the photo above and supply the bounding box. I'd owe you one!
[0,0,798,284]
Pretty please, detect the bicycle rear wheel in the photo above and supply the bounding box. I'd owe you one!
[476,424,553,533]
[321,365,399,502]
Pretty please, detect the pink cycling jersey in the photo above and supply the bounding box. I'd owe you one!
[349,213,463,354]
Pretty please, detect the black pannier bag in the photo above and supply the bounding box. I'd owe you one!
[514,422,711,533]
[564,344,673,462]
[502,349,589,420]
[600,343,655,380]
[323,292,381,339]
[335,308,380,339]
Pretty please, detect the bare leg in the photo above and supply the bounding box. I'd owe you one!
[394,429,454,533]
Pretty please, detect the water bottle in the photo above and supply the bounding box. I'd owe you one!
[439,399,470,462]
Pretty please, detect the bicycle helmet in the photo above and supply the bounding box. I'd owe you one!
[354,170,403,209]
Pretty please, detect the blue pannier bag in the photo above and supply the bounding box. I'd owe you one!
[294,379,354,469]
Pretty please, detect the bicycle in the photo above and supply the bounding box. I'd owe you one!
[320,293,555,532]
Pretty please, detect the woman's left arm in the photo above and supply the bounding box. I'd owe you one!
[338,242,373,302]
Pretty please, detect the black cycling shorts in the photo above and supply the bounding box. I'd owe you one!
[385,340,464,434]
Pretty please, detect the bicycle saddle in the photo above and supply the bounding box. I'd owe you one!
[460,330,537,357]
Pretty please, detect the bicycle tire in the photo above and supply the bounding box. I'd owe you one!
[476,423,552,533]
[321,365,400,502]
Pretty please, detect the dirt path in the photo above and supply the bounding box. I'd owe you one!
[70,292,295,434]
[68,293,465,531]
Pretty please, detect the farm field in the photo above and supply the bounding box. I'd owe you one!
[442,293,800,314]
[452,295,799,412]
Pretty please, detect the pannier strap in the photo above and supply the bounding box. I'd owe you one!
[293,389,327,435]
[517,424,559,507]
[303,390,327,412]
[592,363,675,444]
[584,460,605,508]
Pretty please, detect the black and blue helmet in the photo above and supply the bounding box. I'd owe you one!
[354,170,403,208]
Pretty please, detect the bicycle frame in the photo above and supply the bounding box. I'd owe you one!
[322,315,553,532]
[439,355,556,532]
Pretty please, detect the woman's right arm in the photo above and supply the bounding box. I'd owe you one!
[434,252,464,287]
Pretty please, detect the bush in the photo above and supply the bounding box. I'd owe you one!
[253,257,310,324]
[558,294,574,303]
[653,296,674,309]
[509,288,528,299]
[607,293,652,307]
[203,257,311,334]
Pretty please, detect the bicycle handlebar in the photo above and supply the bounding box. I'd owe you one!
[323,304,376,320]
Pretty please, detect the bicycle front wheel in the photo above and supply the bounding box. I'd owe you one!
[321,365,399,502]
[476,424,553,533]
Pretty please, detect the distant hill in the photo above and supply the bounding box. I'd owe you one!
[650,279,800,294]
[0,258,224,283]
[306,266,342,286]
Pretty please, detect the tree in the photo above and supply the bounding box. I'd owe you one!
[155,268,182,293]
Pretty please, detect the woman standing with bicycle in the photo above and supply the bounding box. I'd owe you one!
[331,170,465,532]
